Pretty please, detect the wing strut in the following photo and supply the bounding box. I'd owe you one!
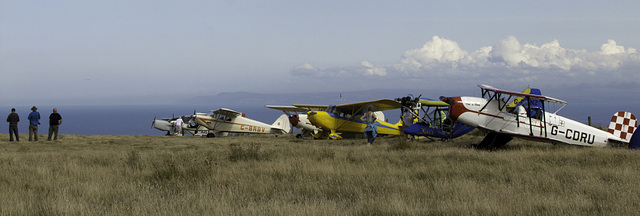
[527,96,534,136]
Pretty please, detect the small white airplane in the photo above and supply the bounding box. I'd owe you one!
[441,84,637,149]
[190,108,291,137]
[152,115,213,136]
[265,105,320,138]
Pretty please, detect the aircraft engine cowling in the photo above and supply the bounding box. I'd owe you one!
[289,114,300,127]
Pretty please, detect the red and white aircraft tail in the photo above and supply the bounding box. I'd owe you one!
[607,112,637,142]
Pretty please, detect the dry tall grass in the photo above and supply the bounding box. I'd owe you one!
[1,133,639,215]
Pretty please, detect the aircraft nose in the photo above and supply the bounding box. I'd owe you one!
[441,96,464,121]
[288,114,300,126]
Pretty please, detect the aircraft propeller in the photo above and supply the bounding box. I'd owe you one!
[151,116,157,129]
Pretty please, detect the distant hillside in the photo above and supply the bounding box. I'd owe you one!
[180,88,473,107]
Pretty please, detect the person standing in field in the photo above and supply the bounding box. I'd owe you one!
[6,108,20,142]
[360,106,378,145]
[174,116,184,136]
[48,108,62,141]
[28,106,40,141]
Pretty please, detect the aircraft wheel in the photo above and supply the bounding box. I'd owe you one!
[296,134,303,139]
[206,133,215,138]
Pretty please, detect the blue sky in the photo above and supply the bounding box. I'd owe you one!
[1,0,639,108]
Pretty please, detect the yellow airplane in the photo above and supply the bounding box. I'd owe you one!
[292,99,404,139]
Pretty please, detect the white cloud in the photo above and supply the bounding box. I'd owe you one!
[396,36,468,72]
[361,61,387,76]
[290,63,318,76]
[392,36,640,83]
[290,36,640,92]
[290,61,387,77]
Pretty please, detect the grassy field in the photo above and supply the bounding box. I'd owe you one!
[0,133,639,215]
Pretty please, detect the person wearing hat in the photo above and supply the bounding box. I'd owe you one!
[27,106,40,141]
[6,108,20,141]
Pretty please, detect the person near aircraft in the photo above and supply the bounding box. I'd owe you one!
[28,106,40,141]
[48,108,62,141]
[360,106,378,145]
[6,108,20,142]
[175,116,184,136]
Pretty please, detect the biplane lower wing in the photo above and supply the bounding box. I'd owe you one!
[403,122,474,139]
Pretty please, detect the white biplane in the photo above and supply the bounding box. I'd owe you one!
[441,84,637,149]
[190,108,291,138]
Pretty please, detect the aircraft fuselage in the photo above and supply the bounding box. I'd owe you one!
[193,114,285,135]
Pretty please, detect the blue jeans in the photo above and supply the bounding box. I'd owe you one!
[366,131,376,144]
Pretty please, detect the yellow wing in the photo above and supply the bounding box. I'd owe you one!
[418,99,450,107]
[506,87,533,110]
[294,99,402,114]
[335,99,402,114]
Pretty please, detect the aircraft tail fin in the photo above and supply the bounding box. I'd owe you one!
[607,112,637,143]
[272,114,292,134]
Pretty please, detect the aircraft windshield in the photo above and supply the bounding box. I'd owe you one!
[209,110,232,121]
[325,105,356,119]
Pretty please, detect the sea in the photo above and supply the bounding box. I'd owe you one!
[0,103,632,136]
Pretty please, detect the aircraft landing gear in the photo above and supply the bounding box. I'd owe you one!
[206,133,215,138]
[476,132,512,150]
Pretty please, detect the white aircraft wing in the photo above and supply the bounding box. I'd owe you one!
[290,104,330,111]
[213,108,243,117]
[265,105,310,113]
[479,84,568,105]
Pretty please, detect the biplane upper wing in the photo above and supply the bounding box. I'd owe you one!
[265,105,311,113]
[478,84,567,105]
[213,108,243,117]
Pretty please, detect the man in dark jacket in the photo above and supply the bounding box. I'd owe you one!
[48,108,62,141]
[6,108,20,142]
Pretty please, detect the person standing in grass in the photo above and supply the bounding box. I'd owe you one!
[360,106,378,145]
[48,108,62,141]
[174,116,184,136]
[27,106,40,141]
[6,108,20,142]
